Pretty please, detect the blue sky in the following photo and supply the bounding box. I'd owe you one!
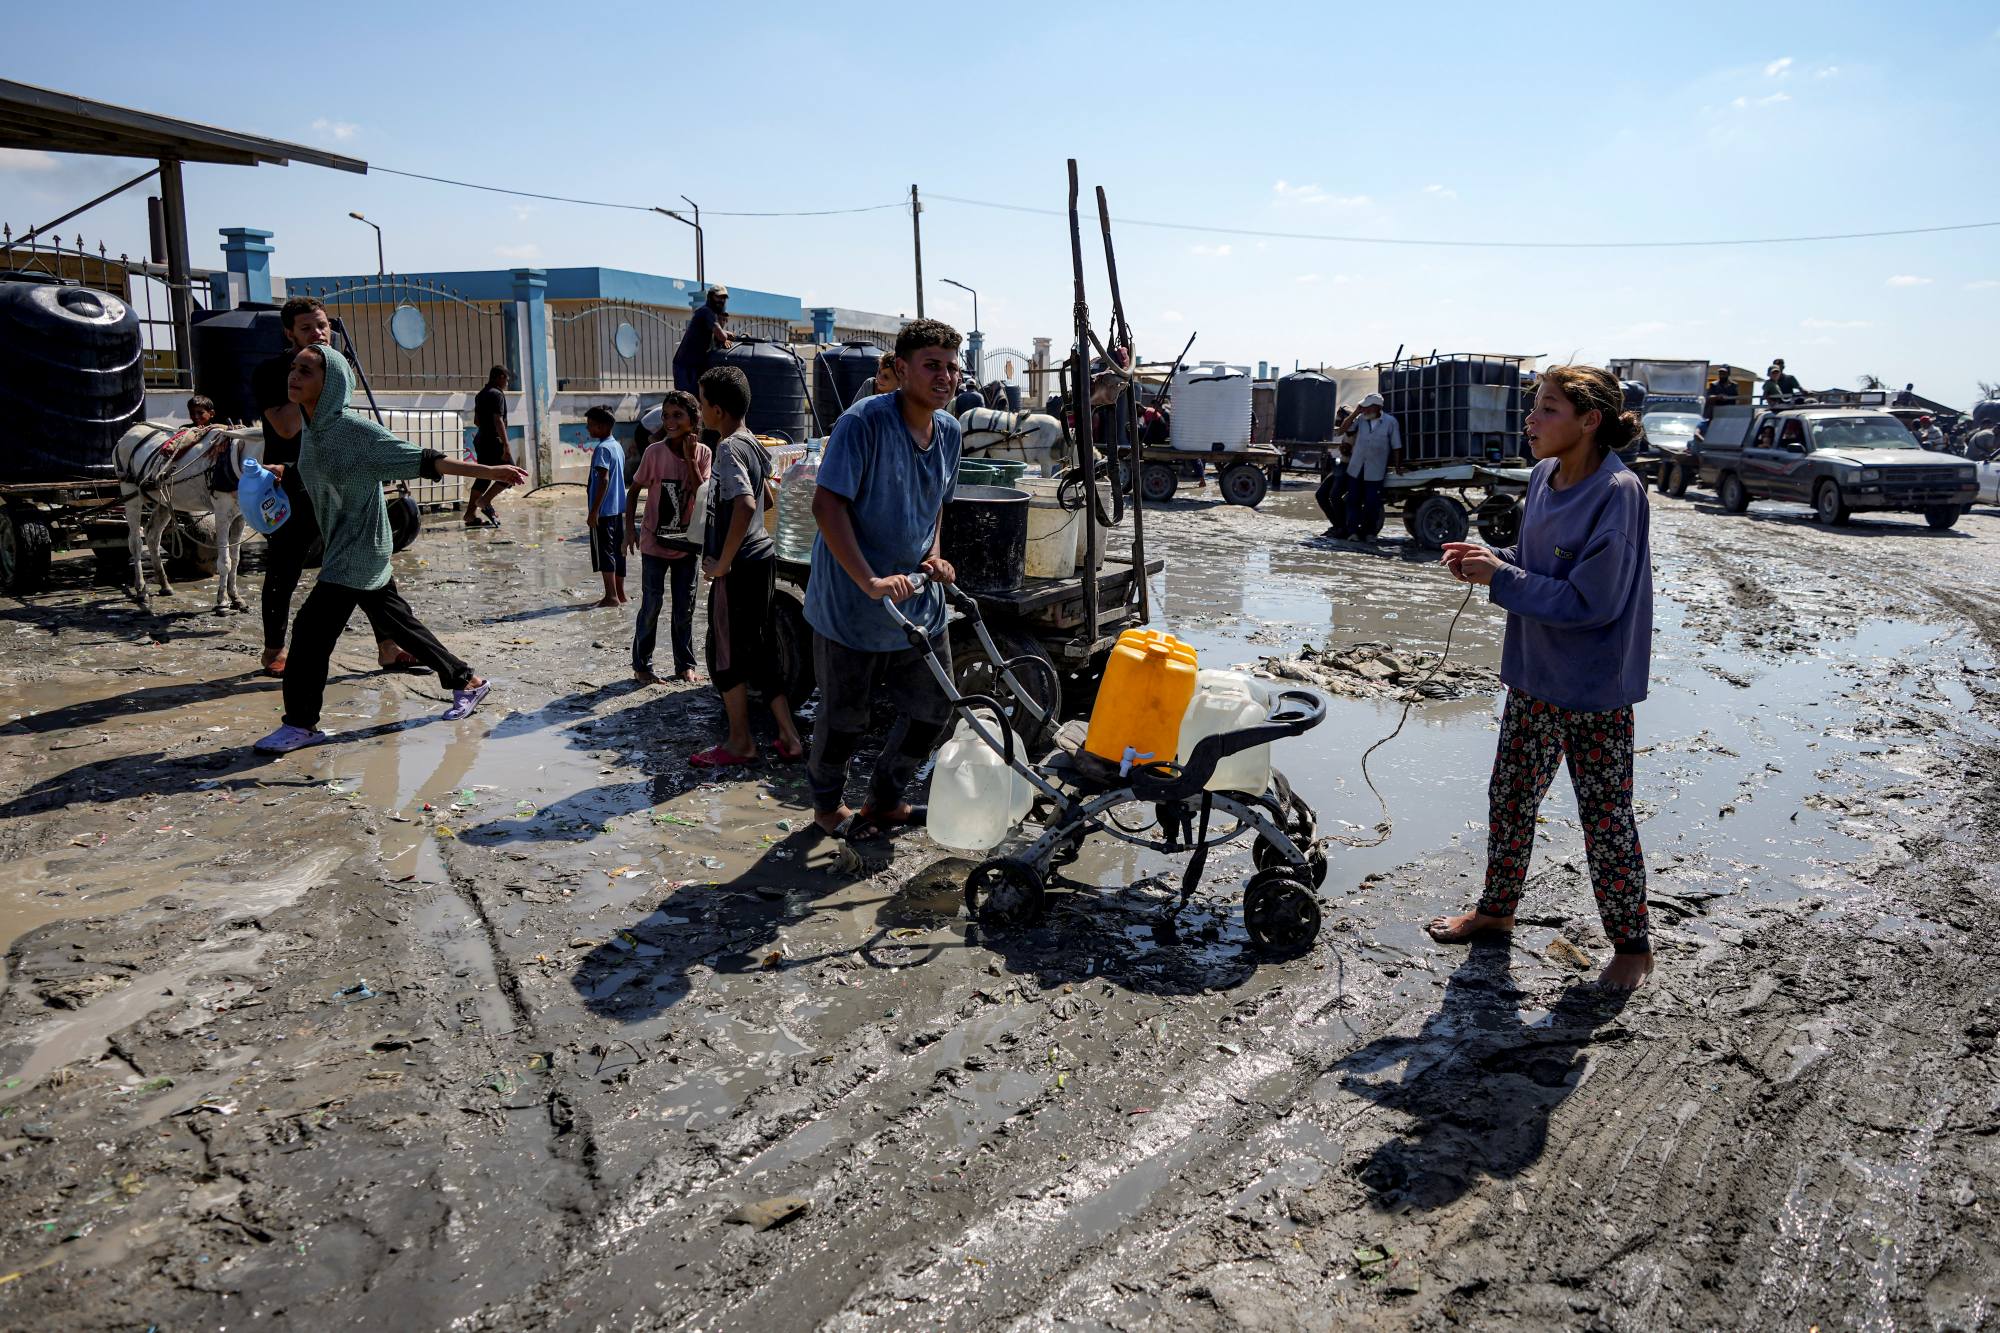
[4,1,1997,401]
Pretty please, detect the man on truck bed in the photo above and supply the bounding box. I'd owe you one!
[1762,359,1803,403]
[1703,368,1738,421]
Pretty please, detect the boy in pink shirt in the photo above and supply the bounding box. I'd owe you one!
[625,389,712,684]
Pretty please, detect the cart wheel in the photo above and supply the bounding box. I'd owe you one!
[1475,496,1522,547]
[1140,461,1178,504]
[0,507,53,596]
[1408,494,1470,548]
[965,858,1046,929]
[1253,832,1328,889]
[1220,462,1268,507]
[1667,461,1692,498]
[1244,870,1320,958]
[953,628,1060,754]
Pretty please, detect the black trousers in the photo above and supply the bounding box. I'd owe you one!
[806,627,953,814]
[282,578,473,730]
[261,497,395,652]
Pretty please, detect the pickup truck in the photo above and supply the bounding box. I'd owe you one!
[1697,403,1977,529]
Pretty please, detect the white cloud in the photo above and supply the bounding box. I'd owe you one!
[1885,274,1933,287]
[1814,65,1840,78]
[1732,92,1791,109]
[1189,243,1232,257]
[0,148,59,172]
[1160,310,1185,323]
[1966,279,2000,291]
[311,117,359,142]
[1294,273,1321,284]
[1272,179,1369,209]
[1764,56,1793,77]
[1422,184,1458,200]
[1800,317,1871,329]
[493,243,541,261]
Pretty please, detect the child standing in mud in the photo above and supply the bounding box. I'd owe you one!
[252,345,526,754]
[1429,364,1656,989]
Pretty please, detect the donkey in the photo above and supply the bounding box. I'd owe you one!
[112,421,263,615]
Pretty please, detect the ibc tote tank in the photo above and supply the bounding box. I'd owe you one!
[1169,364,1252,453]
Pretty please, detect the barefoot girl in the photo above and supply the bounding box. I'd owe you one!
[1429,364,1656,989]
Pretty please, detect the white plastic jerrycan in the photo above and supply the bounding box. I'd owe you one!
[1177,668,1274,794]
[927,718,1036,853]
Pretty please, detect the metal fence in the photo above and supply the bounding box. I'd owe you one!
[551,298,679,391]
[288,275,509,394]
[0,225,212,388]
[379,408,471,509]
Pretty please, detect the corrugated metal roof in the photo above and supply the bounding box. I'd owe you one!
[0,79,365,172]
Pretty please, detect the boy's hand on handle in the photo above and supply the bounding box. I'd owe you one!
[870,574,918,604]
[919,554,956,585]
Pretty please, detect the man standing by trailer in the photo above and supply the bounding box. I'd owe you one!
[673,286,734,391]
[252,296,411,675]
[1343,392,1401,540]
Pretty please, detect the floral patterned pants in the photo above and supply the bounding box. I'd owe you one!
[1478,690,1650,955]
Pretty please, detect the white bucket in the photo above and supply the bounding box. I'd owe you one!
[1021,478,1081,579]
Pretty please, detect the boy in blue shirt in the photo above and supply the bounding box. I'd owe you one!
[803,319,964,838]
[585,406,627,607]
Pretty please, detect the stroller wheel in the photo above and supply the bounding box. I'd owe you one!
[1253,833,1328,888]
[966,858,1046,930]
[1244,870,1321,959]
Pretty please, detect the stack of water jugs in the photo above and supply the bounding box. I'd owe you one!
[929,629,1273,852]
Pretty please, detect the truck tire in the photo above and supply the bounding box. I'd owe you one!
[1925,505,1961,531]
[0,506,54,595]
[1409,494,1471,548]
[1719,472,1749,514]
[1813,479,1850,526]
[1219,462,1268,507]
[1475,496,1521,547]
[1140,462,1178,504]
[1668,460,1692,498]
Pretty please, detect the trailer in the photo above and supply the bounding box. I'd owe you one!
[1383,463,1533,548]
[1133,444,1286,506]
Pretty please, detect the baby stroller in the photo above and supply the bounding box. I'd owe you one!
[886,577,1330,959]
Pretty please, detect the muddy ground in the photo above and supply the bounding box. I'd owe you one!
[0,476,1996,1331]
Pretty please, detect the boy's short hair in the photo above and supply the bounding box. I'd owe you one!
[187,395,215,416]
[488,364,509,386]
[279,296,324,331]
[584,405,617,428]
[698,365,752,420]
[894,318,962,362]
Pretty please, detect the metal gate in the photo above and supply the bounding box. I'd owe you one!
[551,299,681,391]
[289,275,509,395]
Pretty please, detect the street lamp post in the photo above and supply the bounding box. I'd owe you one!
[347,211,383,276]
[653,196,704,288]
[941,277,980,382]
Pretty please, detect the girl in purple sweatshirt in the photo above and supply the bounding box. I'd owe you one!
[1430,364,1656,989]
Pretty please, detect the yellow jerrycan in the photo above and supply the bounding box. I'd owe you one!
[1084,629,1198,771]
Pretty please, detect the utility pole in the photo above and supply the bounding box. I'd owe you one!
[910,184,925,317]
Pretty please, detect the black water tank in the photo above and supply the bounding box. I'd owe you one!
[1273,370,1339,443]
[813,341,881,423]
[709,340,812,441]
[0,278,146,481]
[191,305,287,427]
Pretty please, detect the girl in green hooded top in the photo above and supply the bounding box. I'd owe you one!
[254,345,527,754]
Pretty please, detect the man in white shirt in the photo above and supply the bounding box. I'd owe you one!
[1344,392,1402,539]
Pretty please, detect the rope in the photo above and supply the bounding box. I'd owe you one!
[1317,581,1478,850]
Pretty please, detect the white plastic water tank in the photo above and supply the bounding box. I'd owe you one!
[1169,364,1253,453]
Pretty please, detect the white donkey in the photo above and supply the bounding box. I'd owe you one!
[113,420,263,615]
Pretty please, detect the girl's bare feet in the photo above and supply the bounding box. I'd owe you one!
[1425,910,1515,943]
[1596,953,1653,990]
[672,668,700,684]
[633,669,662,687]
[592,597,618,608]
